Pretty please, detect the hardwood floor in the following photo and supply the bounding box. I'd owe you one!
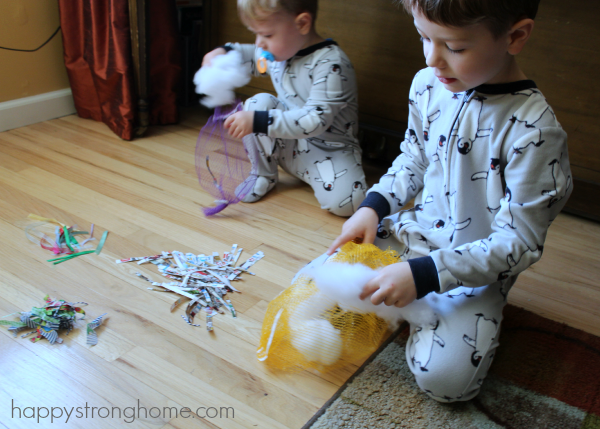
[0,107,598,428]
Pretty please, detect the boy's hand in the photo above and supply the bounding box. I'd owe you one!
[360,262,417,308]
[224,111,254,139]
[327,207,379,255]
[202,47,227,67]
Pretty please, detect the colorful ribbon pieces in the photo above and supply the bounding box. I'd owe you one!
[25,214,109,264]
[47,230,108,265]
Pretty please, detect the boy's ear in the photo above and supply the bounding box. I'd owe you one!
[295,12,313,35]
[507,18,535,55]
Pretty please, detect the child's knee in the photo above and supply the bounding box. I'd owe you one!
[411,355,486,403]
[313,181,366,217]
[315,194,355,217]
[329,204,354,217]
[243,93,280,112]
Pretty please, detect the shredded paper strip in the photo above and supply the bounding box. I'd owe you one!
[117,245,264,331]
[0,295,107,346]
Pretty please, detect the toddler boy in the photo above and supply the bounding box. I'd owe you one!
[326,0,572,401]
[203,0,366,216]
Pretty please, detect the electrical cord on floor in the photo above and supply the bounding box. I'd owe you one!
[0,26,61,52]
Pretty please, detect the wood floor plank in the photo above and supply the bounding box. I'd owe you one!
[115,346,296,429]
[163,419,221,429]
[0,167,248,260]
[0,210,339,414]
[1,108,598,429]
[0,135,334,260]
[0,330,150,429]
[0,256,334,427]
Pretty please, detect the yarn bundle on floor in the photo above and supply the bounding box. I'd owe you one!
[257,242,401,373]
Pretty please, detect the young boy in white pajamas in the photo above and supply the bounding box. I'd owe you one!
[203,0,366,217]
[323,0,573,402]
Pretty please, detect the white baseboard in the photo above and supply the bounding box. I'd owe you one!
[0,88,76,133]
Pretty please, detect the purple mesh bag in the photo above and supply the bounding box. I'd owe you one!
[195,102,259,216]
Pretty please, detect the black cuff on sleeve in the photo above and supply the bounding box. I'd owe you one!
[220,44,234,53]
[358,192,390,222]
[253,111,269,134]
[407,256,440,299]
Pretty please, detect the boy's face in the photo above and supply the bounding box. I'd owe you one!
[245,11,308,62]
[413,9,514,93]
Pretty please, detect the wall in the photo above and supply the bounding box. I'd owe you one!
[215,0,600,218]
[0,0,70,103]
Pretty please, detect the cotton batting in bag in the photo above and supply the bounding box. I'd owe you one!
[257,242,411,373]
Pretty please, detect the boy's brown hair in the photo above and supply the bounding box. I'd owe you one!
[238,0,318,22]
[398,0,540,38]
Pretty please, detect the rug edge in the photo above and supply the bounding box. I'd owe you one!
[301,321,409,429]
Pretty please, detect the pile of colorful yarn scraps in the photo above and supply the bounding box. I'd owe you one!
[116,244,264,331]
[24,214,108,265]
[0,295,108,346]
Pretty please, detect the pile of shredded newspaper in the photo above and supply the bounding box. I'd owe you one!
[116,245,263,331]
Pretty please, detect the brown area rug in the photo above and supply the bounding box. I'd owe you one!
[306,305,600,429]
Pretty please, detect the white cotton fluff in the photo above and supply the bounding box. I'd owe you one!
[287,287,343,366]
[288,291,337,329]
[290,319,343,366]
[305,262,438,329]
[286,262,438,366]
[193,50,251,108]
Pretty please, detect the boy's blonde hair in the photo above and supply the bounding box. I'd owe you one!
[398,0,540,38]
[237,0,318,22]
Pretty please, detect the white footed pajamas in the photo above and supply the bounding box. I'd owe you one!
[243,93,367,216]
[309,68,572,402]
[373,230,515,402]
[299,244,514,403]
[227,40,366,216]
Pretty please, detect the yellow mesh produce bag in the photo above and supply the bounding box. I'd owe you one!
[257,242,401,373]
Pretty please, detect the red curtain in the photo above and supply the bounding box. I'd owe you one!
[58,0,181,140]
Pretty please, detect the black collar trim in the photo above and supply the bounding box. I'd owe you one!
[473,80,537,95]
[294,39,338,57]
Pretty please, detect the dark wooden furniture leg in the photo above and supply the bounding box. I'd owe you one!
[129,0,149,137]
